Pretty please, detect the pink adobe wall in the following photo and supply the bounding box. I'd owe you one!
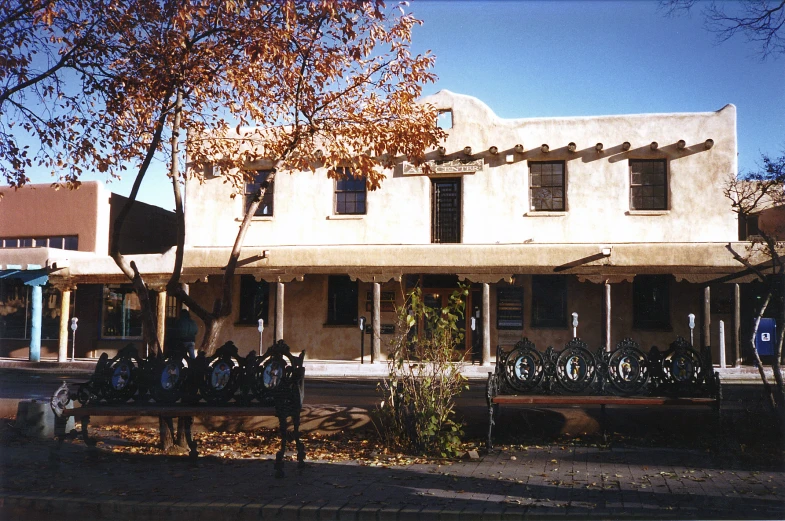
[0,181,110,253]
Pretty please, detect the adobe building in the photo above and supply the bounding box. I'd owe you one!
[0,91,770,367]
[0,181,175,360]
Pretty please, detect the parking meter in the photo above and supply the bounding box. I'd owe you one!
[70,317,78,361]
[359,316,366,364]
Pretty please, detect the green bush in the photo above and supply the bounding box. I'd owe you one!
[374,284,469,457]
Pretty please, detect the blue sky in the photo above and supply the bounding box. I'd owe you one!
[20,0,785,210]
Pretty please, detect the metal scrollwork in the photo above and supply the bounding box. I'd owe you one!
[150,353,193,404]
[503,338,544,393]
[104,344,141,403]
[490,336,720,402]
[606,338,649,395]
[554,338,596,394]
[658,336,704,394]
[198,341,244,404]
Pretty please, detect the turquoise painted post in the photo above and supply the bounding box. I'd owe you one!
[29,283,42,362]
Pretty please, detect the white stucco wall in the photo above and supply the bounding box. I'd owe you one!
[184,90,738,248]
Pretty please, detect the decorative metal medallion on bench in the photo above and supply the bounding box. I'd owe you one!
[486,337,722,449]
[50,340,305,478]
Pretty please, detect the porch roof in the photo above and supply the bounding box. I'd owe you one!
[18,241,772,286]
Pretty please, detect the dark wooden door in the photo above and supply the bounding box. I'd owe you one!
[431,178,461,243]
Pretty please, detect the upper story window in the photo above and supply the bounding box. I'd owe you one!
[244,170,274,216]
[1,236,78,250]
[739,213,761,240]
[334,167,367,215]
[630,159,667,210]
[529,161,565,211]
[437,110,453,130]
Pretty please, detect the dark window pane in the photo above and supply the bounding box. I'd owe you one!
[19,238,32,247]
[238,275,269,325]
[101,285,143,338]
[0,279,29,338]
[327,275,358,325]
[633,275,670,329]
[531,275,568,328]
[335,169,367,215]
[529,161,565,211]
[63,236,78,250]
[630,160,667,210]
[49,237,64,249]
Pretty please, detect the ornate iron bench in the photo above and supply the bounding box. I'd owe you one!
[51,340,305,478]
[486,337,722,449]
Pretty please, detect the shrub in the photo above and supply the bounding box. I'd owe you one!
[374,284,469,457]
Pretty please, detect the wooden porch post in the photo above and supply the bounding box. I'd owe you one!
[703,286,711,352]
[372,282,381,363]
[605,280,611,351]
[733,283,741,367]
[156,289,167,353]
[57,285,73,363]
[275,282,284,342]
[482,283,491,366]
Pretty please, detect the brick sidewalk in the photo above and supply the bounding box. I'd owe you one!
[2,433,783,520]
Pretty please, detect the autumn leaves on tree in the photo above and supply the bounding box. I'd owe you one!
[1,0,445,356]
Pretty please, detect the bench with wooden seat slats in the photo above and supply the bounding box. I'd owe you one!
[486,337,721,449]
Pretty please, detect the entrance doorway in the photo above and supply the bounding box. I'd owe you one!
[431,178,461,243]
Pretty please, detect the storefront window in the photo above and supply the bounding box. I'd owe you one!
[0,279,65,339]
[101,285,143,338]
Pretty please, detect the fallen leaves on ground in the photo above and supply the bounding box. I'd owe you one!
[90,424,481,467]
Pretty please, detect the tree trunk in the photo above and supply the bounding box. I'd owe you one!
[200,314,231,356]
[751,291,778,409]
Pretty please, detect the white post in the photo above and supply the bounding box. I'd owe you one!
[156,289,167,353]
[258,319,264,353]
[372,282,381,363]
[482,283,490,366]
[604,281,611,351]
[719,320,726,369]
[275,282,284,342]
[57,287,71,363]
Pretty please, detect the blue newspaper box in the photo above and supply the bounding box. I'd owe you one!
[756,318,777,356]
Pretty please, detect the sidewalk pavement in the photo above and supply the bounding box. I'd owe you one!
[1,424,783,521]
[0,357,777,383]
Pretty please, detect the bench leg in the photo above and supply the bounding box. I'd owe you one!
[293,411,305,470]
[275,414,288,479]
[487,402,495,451]
[81,416,97,447]
[183,416,198,458]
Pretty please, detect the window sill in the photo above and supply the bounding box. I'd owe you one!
[524,211,567,217]
[327,215,365,220]
[626,210,669,216]
[234,216,274,222]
